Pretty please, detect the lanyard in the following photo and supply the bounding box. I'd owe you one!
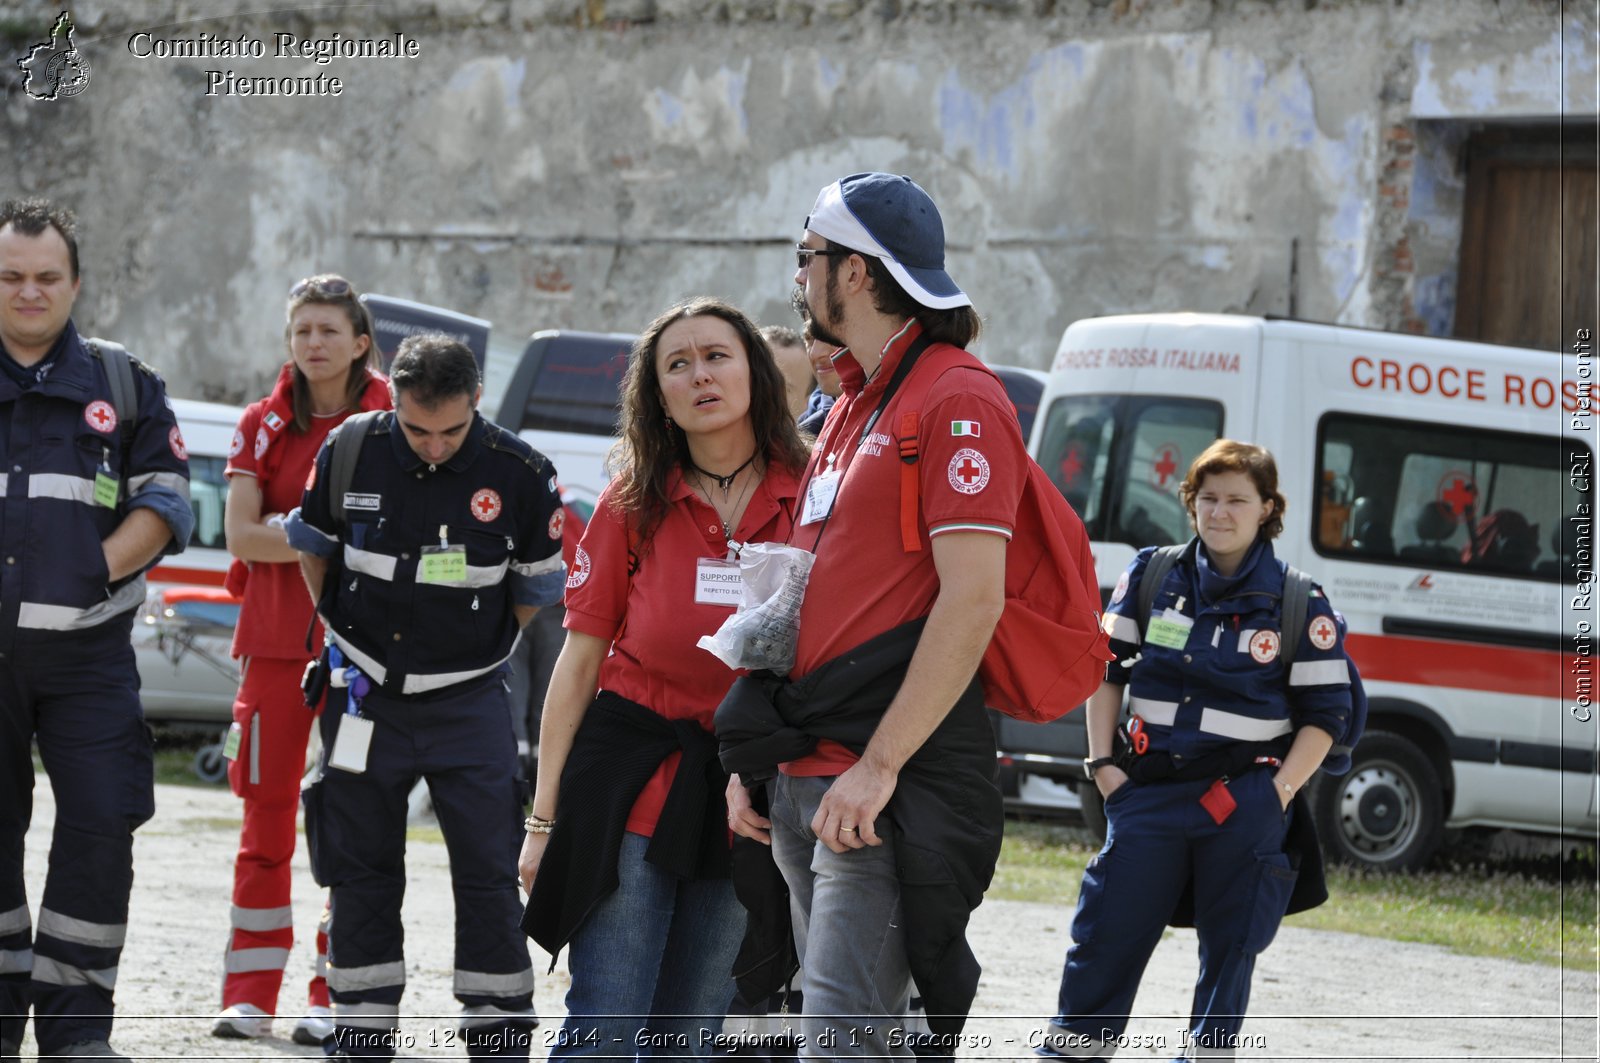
[804,334,932,553]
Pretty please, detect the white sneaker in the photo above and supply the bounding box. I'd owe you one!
[292,1005,334,1046]
[211,1003,273,1039]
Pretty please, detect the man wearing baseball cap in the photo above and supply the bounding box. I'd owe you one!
[721,173,1026,1055]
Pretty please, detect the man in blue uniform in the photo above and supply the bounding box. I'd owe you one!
[0,199,193,1062]
[287,334,565,1061]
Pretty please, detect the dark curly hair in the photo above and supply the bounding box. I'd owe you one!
[0,198,80,279]
[610,297,809,548]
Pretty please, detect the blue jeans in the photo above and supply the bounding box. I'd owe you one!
[768,774,913,1059]
[552,831,744,1059]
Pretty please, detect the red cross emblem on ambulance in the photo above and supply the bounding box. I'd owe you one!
[948,448,991,495]
[1308,616,1338,651]
[85,400,117,434]
[471,488,502,522]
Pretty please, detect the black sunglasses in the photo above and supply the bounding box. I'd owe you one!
[795,245,849,271]
[289,276,353,298]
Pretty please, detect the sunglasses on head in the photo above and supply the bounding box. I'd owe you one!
[795,245,849,271]
[289,276,353,298]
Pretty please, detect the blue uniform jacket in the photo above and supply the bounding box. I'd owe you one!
[1101,538,1350,763]
[286,411,565,697]
[0,322,192,639]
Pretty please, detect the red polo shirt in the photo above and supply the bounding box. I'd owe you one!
[564,460,801,836]
[225,404,355,660]
[783,320,1028,776]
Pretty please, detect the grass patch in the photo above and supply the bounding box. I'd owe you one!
[992,819,1598,971]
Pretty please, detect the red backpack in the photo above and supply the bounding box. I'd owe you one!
[893,347,1113,723]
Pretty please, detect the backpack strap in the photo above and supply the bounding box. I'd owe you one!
[1278,565,1315,668]
[1134,542,1189,639]
[896,410,920,552]
[328,410,382,530]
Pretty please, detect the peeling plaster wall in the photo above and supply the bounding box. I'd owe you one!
[1,0,1592,402]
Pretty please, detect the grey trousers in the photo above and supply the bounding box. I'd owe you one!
[768,773,914,1059]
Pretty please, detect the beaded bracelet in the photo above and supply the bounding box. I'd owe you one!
[524,815,555,835]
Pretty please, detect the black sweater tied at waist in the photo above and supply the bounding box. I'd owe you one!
[521,690,731,962]
[714,619,1002,1042]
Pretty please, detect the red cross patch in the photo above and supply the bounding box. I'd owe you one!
[1249,629,1280,664]
[1110,569,1130,605]
[84,400,117,434]
[168,426,188,462]
[1308,616,1338,651]
[471,488,503,522]
[567,545,591,589]
[947,447,991,495]
[548,508,565,541]
[228,428,245,459]
[254,427,270,460]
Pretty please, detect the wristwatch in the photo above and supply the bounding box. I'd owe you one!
[1083,756,1117,781]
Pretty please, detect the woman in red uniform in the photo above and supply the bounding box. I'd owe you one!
[520,297,808,1059]
[212,275,389,1044]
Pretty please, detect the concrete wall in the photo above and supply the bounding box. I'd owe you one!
[2,0,1592,402]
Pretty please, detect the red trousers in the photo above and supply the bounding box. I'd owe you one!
[221,656,330,1012]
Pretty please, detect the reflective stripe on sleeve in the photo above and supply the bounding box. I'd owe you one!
[0,949,32,975]
[509,553,564,578]
[1289,658,1351,687]
[128,471,189,495]
[37,908,126,949]
[1103,612,1141,644]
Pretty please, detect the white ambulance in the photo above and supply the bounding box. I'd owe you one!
[1020,312,1593,871]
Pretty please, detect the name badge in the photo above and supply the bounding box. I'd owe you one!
[695,557,744,607]
[418,545,468,585]
[1145,608,1194,650]
[328,713,375,774]
[800,469,840,525]
[93,470,119,508]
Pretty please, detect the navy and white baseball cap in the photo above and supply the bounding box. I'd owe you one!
[804,172,971,310]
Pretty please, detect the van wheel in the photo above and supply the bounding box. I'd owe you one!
[1310,730,1443,872]
[1077,780,1108,842]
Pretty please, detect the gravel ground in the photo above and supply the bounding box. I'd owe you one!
[15,780,1598,1062]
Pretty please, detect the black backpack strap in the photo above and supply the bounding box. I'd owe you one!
[328,410,382,530]
[1134,542,1189,639]
[86,338,137,452]
[1278,565,1315,668]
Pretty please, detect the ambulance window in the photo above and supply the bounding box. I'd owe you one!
[187,455,228,550]
[1035,394,1117,530]
[1316,414,1588,581]
[1113,400,1223,548]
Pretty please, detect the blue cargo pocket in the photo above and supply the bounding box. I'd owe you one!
[1241,851,1298,954]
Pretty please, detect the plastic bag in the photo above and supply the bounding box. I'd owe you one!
[696,541,816,674]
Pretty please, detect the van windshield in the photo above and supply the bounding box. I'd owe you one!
[1034,394,1224,548]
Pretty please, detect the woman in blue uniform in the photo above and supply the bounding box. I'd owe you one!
[1042,439,1352,1060]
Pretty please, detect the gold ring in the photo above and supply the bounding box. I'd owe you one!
[840,826,857,833]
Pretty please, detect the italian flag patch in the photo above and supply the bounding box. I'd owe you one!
[950,420,981,437]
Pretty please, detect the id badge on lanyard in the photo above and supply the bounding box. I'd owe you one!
[799,468,840,526]
[419,524,468,585]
